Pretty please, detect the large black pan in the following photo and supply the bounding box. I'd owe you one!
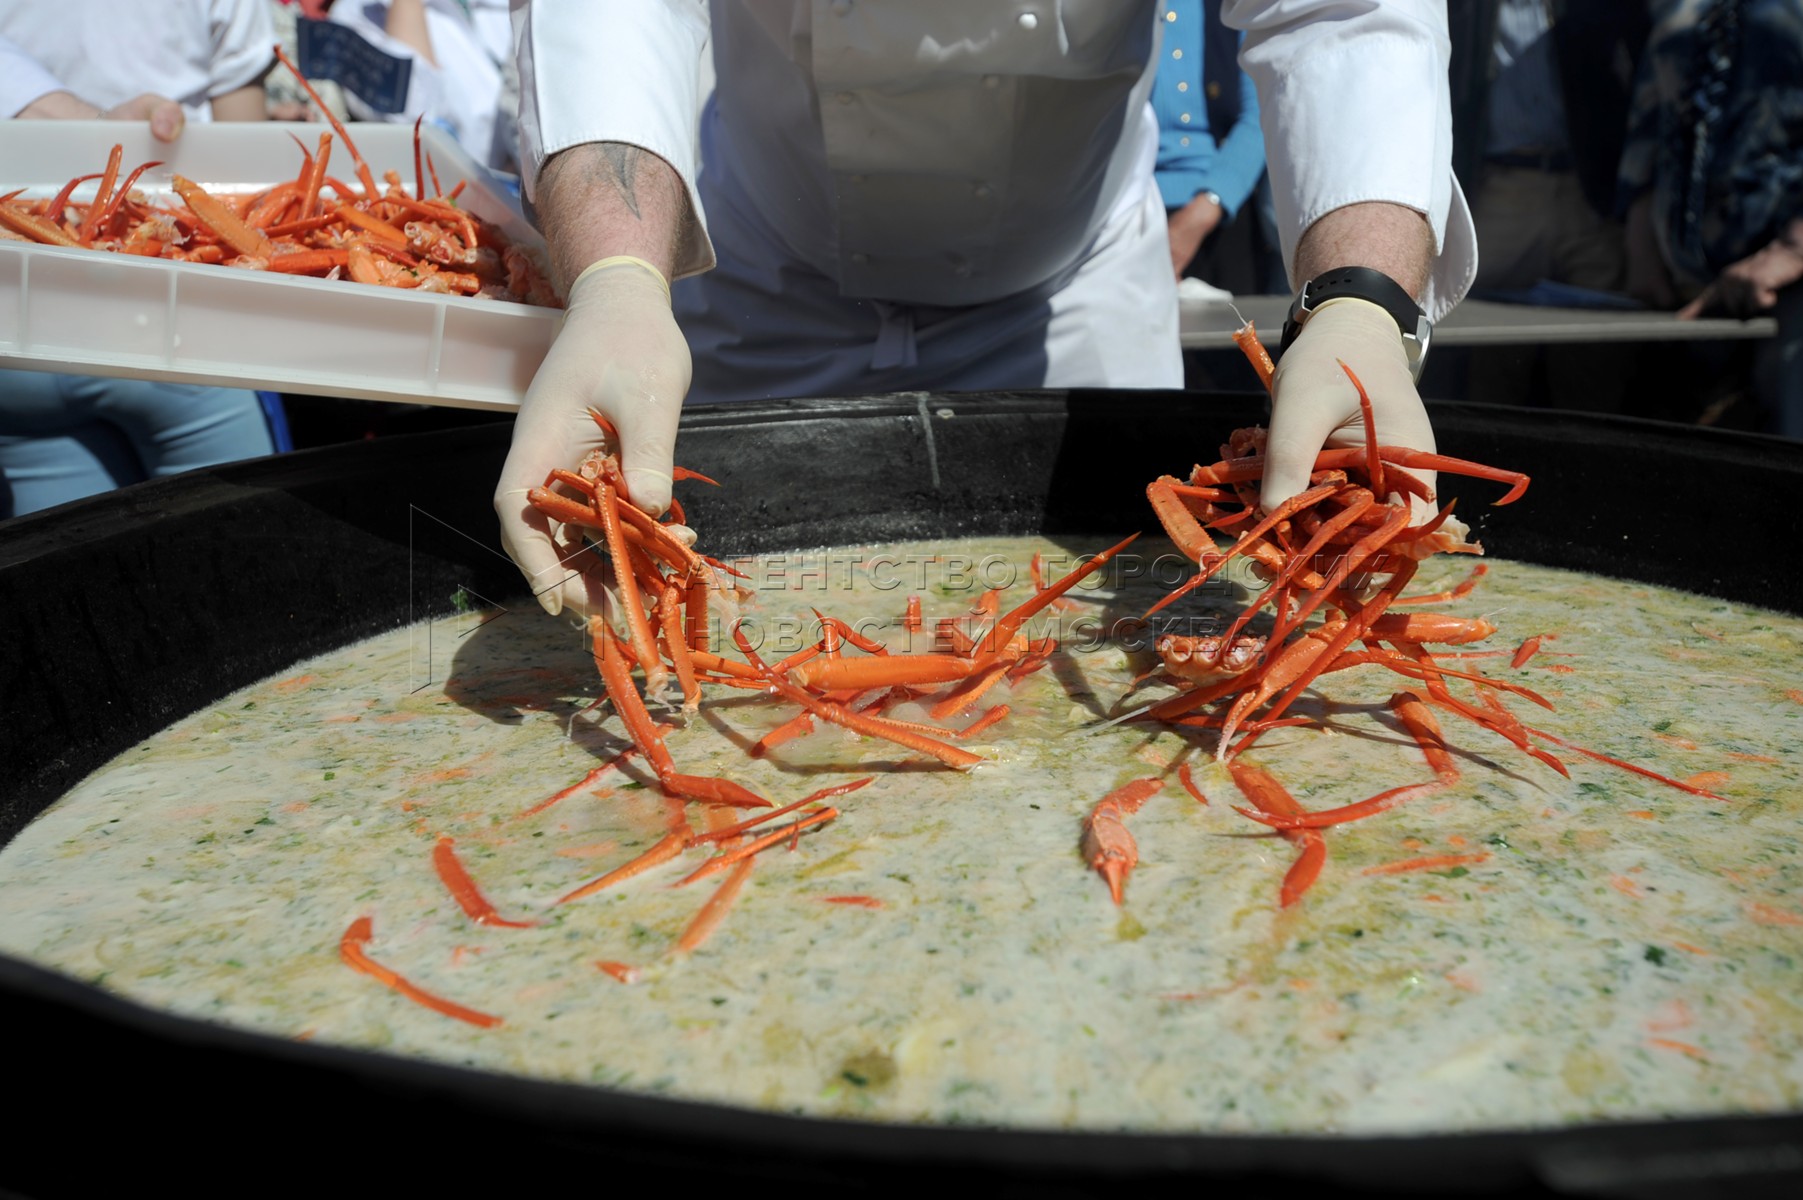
[3,393,1800,1198]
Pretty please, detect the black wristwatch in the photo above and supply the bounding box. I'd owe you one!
[1279,266,1432,381]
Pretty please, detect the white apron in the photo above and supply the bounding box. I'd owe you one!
[514,1,1475,399]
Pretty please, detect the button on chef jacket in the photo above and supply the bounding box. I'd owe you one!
[515,1,1474,374]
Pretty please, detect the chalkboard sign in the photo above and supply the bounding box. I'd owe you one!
[296,18,413,114]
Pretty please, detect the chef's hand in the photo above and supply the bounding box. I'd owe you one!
[494,255,690,617]
[1262,297,1437,520]
[18,90,186,141]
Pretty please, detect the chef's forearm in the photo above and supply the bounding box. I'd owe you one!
[1294,202,1433,301]
[537,142,692,291]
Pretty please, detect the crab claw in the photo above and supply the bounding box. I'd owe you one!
[1080,778,1163,906]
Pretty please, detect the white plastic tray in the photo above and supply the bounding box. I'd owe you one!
[0,121,556,410]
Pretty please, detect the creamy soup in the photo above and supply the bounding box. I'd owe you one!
[1,538,1800,1133]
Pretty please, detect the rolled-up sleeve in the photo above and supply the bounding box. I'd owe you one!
[513,0,713,279]
[1224,0,1475,318]
[0,33,65,118]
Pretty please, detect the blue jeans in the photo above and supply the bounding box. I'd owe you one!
[0,371,275,518]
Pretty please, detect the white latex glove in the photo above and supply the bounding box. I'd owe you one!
[494,256,691,617]
[1262,297,1437,520]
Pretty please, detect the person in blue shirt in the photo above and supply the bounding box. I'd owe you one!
[1153,0,1268,283]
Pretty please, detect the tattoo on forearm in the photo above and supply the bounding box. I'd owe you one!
[598,144,643,220]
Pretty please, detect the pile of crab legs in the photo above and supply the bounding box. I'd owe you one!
[339,407,1143,1021]
[340,339,1726,1022]
[0,48,556,304]
[1079,324,1727,910]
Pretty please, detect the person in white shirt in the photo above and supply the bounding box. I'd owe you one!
[0,0,280,518]
[496,1,1474,616]
[328,0,518,172]
[0,0,273,126]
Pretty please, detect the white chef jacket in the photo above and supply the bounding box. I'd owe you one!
[514,1,1472,398]
[1226,0,1476,318]
[0,0,273,121]
[330,1,516,170]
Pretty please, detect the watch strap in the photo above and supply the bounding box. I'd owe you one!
[1279,266,1430,377]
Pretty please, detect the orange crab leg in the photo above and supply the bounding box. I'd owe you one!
[675,809,839,886]
[614,499,704,574]
[1316,447,1529,505]
[1239,557,1420,745]
[1392,690,1460,780]
[0,190,82,247]
[1232,319,1276,393]
[655,585,702,712]
[340,917,501,1028]
[1326,647,1552,708]
[957,704,1012,737]
[1081,777,1164,905]
[1522,726,1727,801]
[1393,644,1570,777]
[172,174,276,259]
[980,532,1140,656]
[75,144,123,244]
[1355,612,1497,645]
[591,480,667,695]
[1146,475,1225,564]
[1258,501,1412,646]
[926,659,1014,720]
[432,836,536,928]
[93,159,164,235]
[41,172,100,224]
[689,779,873,846]
[517,752,637,820]
[1337,359,1388,501]
[661,773,771,809]
[686,650,761,681]
[734,624,982,769]
[749,688,865,756]
[274,45,379,199]
[246,180,300,229]
[1239,779,1441,832]
[1227,762,1326,907]
[590,618,676,779]
[556,830,688,905]
[331,201,409,248]
[1177,762,1209,804]
[1145,485,1341,618]
[685,578,710,650]
[1237,693,1456,830]
[792,653,983,691]
[265,248,350,274]
[674,858,755,954]
[1221,487,1376,654]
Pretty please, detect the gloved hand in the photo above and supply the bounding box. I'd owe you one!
[1262,296,1437,521]
[494,256,691,617]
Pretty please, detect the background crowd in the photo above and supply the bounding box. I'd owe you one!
[1,0,1799,518]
